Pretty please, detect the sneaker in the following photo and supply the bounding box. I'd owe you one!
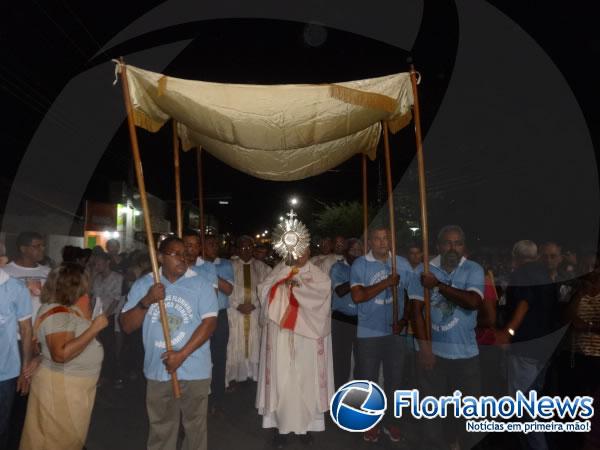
[383,425,401,442]
[363,426,380,443]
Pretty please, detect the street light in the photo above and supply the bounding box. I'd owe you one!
[409,227,420,236]
[289,197,298,206]
[255,234,260,239]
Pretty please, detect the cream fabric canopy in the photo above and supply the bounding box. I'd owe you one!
[118,63,415,181]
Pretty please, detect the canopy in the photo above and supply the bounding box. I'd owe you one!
[119,63,415,181]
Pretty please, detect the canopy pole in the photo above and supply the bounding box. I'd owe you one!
[361,154,368,254]
[410,64,432,341]
[196,148,206,258]
[173,120,183,239]
[118,57,181,398]
[382,121,400,334]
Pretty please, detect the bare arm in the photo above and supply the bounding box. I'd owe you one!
[438,284,482,310]
[351,274,398,304]
[46,315,108,364]
[505,300,529,333]
[421,272,482,310]
[218,277,233,296]
[18,319,33,369]
[17,319,33,394]
[120,283,165,334]
[335,282,351,298]
[411,300,435,369]
[162,316,218,373]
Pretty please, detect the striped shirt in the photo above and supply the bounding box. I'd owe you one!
[574,292,600,357]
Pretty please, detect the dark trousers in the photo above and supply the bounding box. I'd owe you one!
[0,377,16,449]
[356,334,409,424]
[99,316,118,380]
[331,311,358,389]
[478,343,506,397]
[418,355,482,450]
[210,309,229,407]
[124,327,144,377]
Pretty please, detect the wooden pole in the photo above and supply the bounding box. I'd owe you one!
[382,121,400,334]
[361,154,368,254]
[196,148,206,258]
[410,64,432,341]
[173,120,183,239]
[118,58,181,398]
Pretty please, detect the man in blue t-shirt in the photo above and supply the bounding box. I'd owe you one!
[0,262,33,449]
[408,225,484,450]
[350,226,413,444]
[329,237,363,389]
[202,235,234,416]
[121,236,218,450]
[183,230,219,289]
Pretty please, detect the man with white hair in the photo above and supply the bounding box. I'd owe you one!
[256,229,333,448]
[496,240,557,450]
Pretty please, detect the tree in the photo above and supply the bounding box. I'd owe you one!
[311,201,371,238]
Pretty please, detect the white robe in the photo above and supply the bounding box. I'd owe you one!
[256,262,334,434]
[226,258,271,385]
[312,253,344,277]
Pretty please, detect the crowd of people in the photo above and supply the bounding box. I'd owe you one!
[0,225,599,450]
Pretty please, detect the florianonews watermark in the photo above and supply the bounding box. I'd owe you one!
[329,382,594,434]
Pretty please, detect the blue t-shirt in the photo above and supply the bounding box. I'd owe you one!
[408,256,484,359]
[213,258,234,310]
[123,269,218,381]
[330,260,357,316]
[194,258,218,289]
[350,252,414,338]
[0,273,32,381]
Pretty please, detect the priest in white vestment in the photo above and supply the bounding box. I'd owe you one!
[226,236,271,386]
[256,235,334,445]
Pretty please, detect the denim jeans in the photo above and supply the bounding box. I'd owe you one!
[0,377,17,449]
[356,334,410,424]
[417,355,482,450]
[508,353,549,450]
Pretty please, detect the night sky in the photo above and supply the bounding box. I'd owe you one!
[1,1,598,249]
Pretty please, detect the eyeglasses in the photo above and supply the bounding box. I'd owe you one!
[240,246,253,251]
[27,244,45,249]
[162,251,186,260]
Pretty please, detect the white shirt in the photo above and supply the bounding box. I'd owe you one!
[3,262,50,318]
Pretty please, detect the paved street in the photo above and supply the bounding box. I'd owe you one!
[86,376,416,450]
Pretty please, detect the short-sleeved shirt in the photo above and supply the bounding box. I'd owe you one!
[505,262,557,356]
[194,257,219,290]
[37,303,104,377]
[330,260,357,316]
[350,252,413,338]
[123,268,218,382]
[408,255,484,359]
[0,271,32,381]
[212,258,234,310]
[3,262,50,319]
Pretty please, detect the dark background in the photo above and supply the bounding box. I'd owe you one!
[0,1,598,246]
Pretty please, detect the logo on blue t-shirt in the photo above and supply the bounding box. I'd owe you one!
[431,292,459,332]
[150,294,193,348]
